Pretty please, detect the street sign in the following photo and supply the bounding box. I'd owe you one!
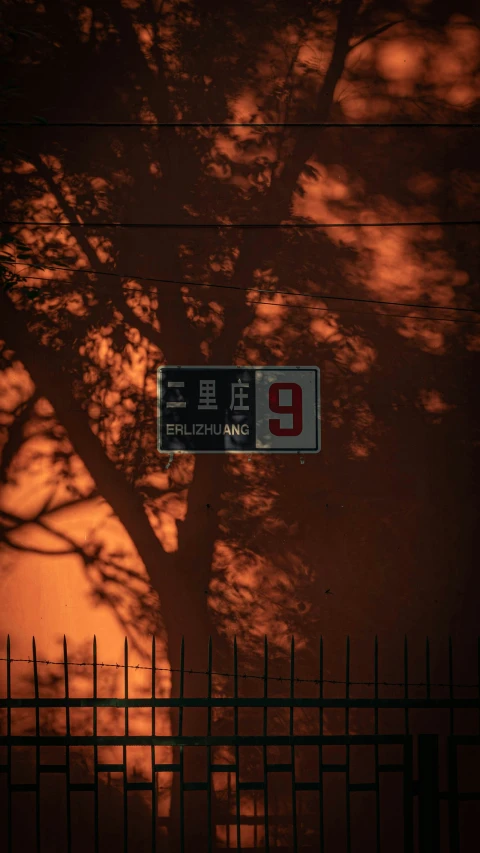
[157,366,320,454]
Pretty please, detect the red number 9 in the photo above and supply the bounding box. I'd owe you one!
[268,382,303,436]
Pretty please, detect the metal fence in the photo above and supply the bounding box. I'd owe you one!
[1,635,479,852]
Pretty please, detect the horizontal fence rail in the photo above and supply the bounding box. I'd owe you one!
[1,635,479,853]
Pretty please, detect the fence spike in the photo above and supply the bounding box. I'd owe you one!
[124,637,129,697]
[425,636,431,698]
[319,636,324,694]
[403,634,408,684]
[6,635,11,700]
[63,636,69,690]
[151,635,156,693]
[180,636,185,700]
[92,637,97,689]
[477,637,480,735]
[404,634,409,733]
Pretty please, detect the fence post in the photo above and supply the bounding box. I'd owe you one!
[418,734,440,853]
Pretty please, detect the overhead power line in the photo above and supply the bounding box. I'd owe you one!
[10,260,480,315]
[6,266,480,325]
[16,273,480,325]
[1,121,479,129]
[4,219,480,228]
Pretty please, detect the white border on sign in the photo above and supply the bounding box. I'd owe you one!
[156,365,321,454]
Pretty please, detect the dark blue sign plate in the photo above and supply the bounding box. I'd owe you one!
[157,366,320,454]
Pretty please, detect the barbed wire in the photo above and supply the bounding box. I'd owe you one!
[0,656,477,690]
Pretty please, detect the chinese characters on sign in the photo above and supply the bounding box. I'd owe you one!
[157,367,320,453]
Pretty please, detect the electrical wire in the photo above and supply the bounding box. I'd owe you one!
[2,121,480,128]
[3,219,480,228]
[10,272,480,325]
[7,260,480,316]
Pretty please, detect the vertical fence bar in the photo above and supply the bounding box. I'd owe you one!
[447,737,459,853]
[151,636,156,853]
[227,770,232,849]
[207,638,212,853]
[93,637,99,853]
[179,637,185,853]
[233,638,241,851]
[418,735,440,853]
[404,636,409,735]
[319,636,324,853]
[403,637,413,853]
[374,636,380,853]
[263,636,269,853]
[7,636,12,853]
[403,735,414,853]
[345,637,351,853]
[290,637,298,853]
[448,636,459,853]
[123,638,129,853]
[33,637,41,853]
[63,637,72,853]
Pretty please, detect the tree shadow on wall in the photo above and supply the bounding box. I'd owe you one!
[1,1,480,848]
